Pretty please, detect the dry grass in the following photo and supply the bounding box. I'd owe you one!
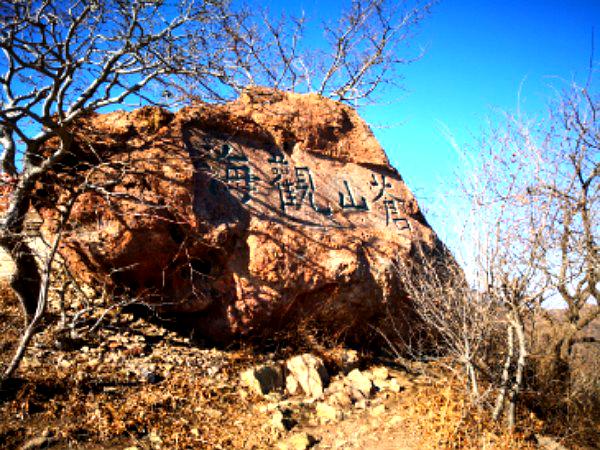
[395,365,539,450]
[0,315,281,448]
[1,280,589,449]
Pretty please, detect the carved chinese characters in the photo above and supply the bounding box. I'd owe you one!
[191,132,411,232]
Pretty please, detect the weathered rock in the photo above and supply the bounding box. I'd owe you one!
[369,404,386,417]
[286,354,329,399]
[368,366,389,381]
[277,432,316,450]
[327,391,353,409]
[354,399,368,409]
[36,87,451,343]
[271,407,296,433]
[346,369,373,397]
[240,363,285,395]
[285,374,300,395]
[271,410,286,432]
[315,402,342,423]
[350,388,367,403]
[325,378,346,395]
[535,435,569,450]
[387,377,402,393]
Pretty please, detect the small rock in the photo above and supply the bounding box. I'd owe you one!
[58,359,72,369]
[87,358,100,368]
[325,379,345,394]
[148,431,162,445]
[389,415,402,425]
[240,363,285,395]
[140,368,162,384]
[347,369,373,397]
[286,354,329,399]
[372,378,388,391]
[370,404,386,417]
[535,435,569,450]
[340,349,360,374]
[327,391,353,408]
[333,439,348,448]
[315,402,342,423]
[354,399,367,409]
[20,436,58,450]
[387,377,402,393]
[271,408,296,431]
[271,411,287,431]
[277,432,316,450]
[350,388,366,402]
[369,366,389,381]
[271,410,286,431]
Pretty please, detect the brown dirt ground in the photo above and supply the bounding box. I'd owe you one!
[0,281,545,450]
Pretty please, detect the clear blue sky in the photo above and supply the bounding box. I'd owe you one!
[263,0,599,234]
[360,0,599,214]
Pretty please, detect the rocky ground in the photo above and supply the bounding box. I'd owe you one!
[0,284,548,450]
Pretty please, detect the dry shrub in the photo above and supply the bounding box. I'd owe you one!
[527,332,600,448]
[404,365,540,450]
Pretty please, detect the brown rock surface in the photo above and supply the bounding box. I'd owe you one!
[36,87,448,343]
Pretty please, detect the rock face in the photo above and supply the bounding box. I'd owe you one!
[37,87,448,343]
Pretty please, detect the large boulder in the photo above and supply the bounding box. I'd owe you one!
[36,88,449,343]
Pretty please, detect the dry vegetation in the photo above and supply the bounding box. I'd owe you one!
[526,309,600,448]
[0,278,551,450]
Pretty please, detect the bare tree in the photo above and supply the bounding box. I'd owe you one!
[0,0,230,325]
[393,243,498,400]
[396,81,598,430]
[183,0,434,104]
[473,83,598,359]
[461,81,598,428]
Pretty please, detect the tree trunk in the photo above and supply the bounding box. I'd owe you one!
[4,237,41,322]
[508,312,528,429]
[0,183,41,324]
[493,324,514,421]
